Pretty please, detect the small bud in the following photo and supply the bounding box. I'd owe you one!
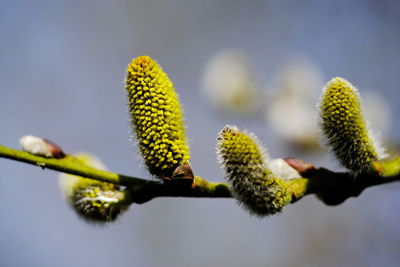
[216,126,292,216]
[319,77,386,174]
[283,158,316,176]
[59,153,130,222]
[269,158,300,180]
[20,135,65,158]
[171,164,194,180]
[125,55,190,178]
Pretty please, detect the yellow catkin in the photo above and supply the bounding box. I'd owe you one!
[320,77,385,174]
[216,126,292,216]
[126,56,190,177]
[59,153,129,222]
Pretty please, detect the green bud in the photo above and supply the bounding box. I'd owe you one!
[59,153,130,222]
[125,55,190,178]
[216,126,292,216]
[319,77,386,174]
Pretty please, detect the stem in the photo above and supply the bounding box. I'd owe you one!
[1,144,399,206]
[0,145,143,185]
[0,145,232,204]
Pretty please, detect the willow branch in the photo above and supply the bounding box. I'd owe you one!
[0,144,399,206]
[287,158,400,205]
[0,145,231,204]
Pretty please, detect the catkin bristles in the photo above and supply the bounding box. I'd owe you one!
[319,77,385,174]
[216,126,292,216]
[126,56,190,178]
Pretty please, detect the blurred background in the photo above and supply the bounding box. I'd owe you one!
[1,0,400,266]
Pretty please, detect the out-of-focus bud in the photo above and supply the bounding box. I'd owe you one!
[202,49,262,116]
[265,55,323,149]
[59,153,130,222]
[274,55,323,97]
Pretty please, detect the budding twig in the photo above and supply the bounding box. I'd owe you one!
[1,144,399,207]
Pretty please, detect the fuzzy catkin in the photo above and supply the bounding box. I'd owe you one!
[126,56,190,177]
[59,154,130,222]
[319,77,385,174]
[216,126,292,216]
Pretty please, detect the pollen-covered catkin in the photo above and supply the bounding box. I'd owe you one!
[59,153,130,222]
[126,56,190,178]
[319,77,385,174]
[216,126,292,216]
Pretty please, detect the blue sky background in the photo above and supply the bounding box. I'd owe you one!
[1,0,400,266]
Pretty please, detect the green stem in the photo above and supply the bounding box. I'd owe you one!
[0,145,232,203]
[1,144,399,206]
[0,145,143,185]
